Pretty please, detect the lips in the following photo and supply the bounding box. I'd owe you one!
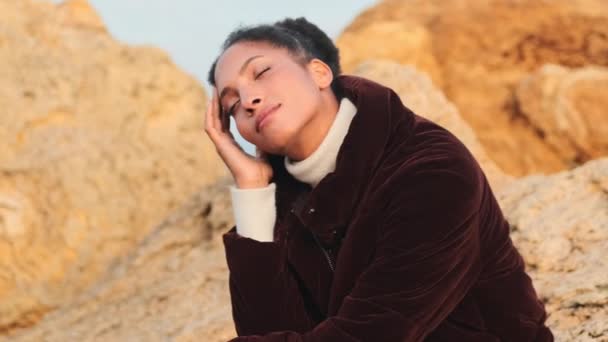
[256,103,280,131]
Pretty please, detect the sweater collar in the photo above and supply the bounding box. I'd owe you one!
[283,97,357,188]
[267,75,416,247]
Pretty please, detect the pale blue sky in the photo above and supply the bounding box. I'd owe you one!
[63,0,378,153]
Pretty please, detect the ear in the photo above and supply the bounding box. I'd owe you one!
[307,58,333,90]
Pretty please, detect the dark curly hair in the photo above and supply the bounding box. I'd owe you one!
[207,17,342,93]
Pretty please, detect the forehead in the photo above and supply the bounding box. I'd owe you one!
[215,42,289,83]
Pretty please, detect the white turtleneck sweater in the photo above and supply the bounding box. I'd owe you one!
[228,97,357,242]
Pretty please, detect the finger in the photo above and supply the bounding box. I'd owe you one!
[212,88,241,145]
[204,99,216,138]
[220,102,230,133]
[208,90,244,152]
[212,88,231,134]
[205,105,222,146]
[207,89,227,143]
[212,88,225,133]
[210,88,222,133]
[207,88,254,163]
[223,113,231,133]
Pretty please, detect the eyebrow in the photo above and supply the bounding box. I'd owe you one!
[219,55,264,105]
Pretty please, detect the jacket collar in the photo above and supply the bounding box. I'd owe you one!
[267,75,415,247]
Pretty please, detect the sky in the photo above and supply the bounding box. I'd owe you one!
[71,0,378,154]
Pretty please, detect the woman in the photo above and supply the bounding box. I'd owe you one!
[204,17,553,342]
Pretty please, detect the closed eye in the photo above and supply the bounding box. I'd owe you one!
[226,101,240,117]
[224,67,269,117]
[255,67,270,80]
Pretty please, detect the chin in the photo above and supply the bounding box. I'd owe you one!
[259,143,286,156]
[260,130,291,153]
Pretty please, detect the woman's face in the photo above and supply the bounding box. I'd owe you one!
[214,41,327,156]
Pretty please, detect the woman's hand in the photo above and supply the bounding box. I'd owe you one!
[204,88,273,189]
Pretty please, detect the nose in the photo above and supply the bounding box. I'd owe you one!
[242,89,262,116]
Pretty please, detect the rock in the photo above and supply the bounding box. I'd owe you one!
[339,21,443,88]
[352,60,512,191]
[57,0,107,32]
[337,0,608,176]
[516,64,608,168]
[0,0,227,333]
[1,179,237,342]
[498,157,608,341]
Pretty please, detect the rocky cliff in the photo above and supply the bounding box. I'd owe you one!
[0,0,227,333]
[1,0,606,341]
[337,0,608,176]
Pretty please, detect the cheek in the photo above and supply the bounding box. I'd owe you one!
[279,77,319,113]
[290,85,321,120]
[235,119,253,135]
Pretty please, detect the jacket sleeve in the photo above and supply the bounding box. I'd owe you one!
[222,221,319,336]
[226,154,485,342]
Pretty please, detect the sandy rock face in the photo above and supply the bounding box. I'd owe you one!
[56,0,106,31]
[0,179,238,342]
[499,158,608,341]
[0,0,226,333]
[516,64,608,168]
[337,0,608,176]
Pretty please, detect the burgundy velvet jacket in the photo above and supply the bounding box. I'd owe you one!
[222,75,553,341]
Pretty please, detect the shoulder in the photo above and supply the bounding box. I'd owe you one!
[381,122,484,200]
[370,128,486,238]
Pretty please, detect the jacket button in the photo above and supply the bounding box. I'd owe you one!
[308,208,315,214]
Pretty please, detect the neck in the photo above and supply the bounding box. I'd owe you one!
[286,90,339,162]
[283,96,357,188]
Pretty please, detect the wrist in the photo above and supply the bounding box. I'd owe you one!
[235,180,270,189]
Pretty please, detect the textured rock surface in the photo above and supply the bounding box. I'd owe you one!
[516,64,608,168]
[352,60,511,190]
[0,179,238,342]
[499,158,608,341]
[0,0,226,333]
[337,0,608,176]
